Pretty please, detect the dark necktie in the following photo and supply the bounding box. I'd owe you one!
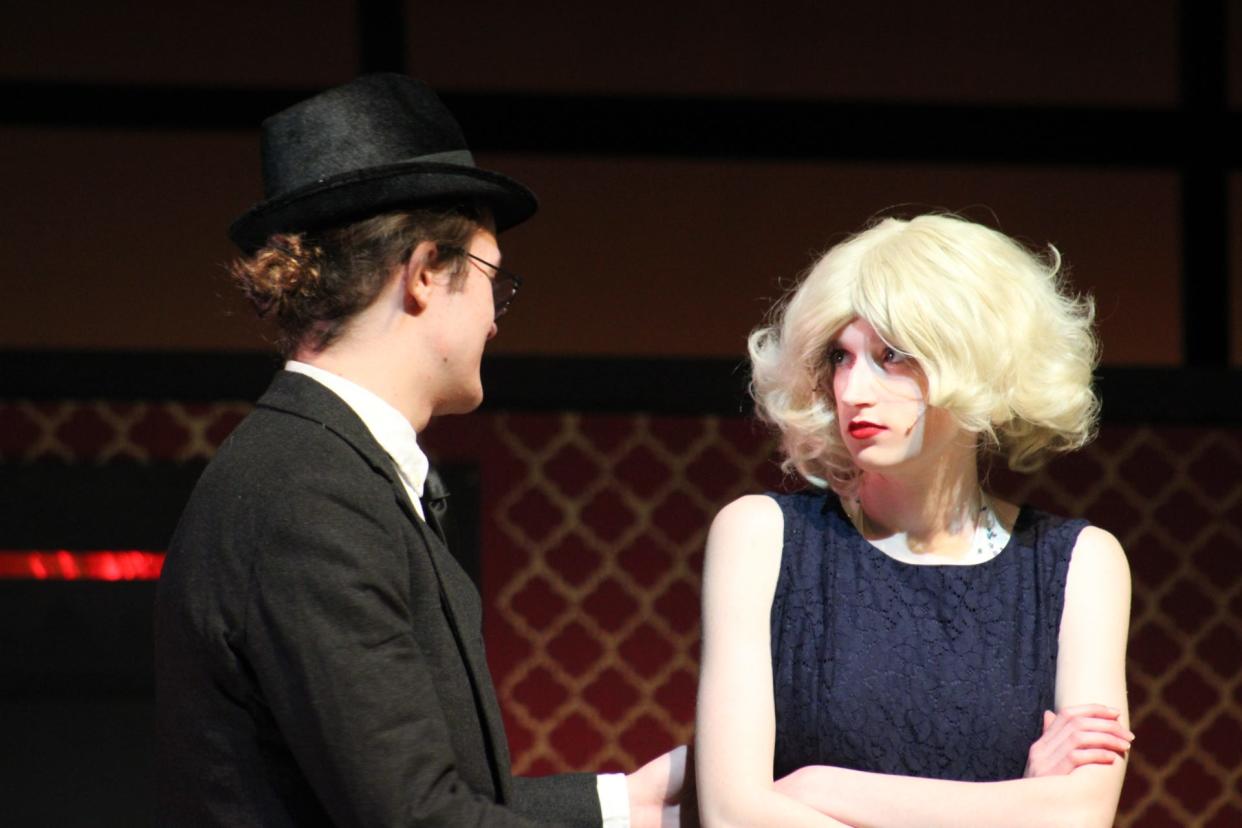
[420,466,450,546]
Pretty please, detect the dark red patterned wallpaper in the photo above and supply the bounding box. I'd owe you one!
[1,400,1239,825]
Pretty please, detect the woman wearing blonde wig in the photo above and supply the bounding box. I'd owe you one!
[696,213,1132,827]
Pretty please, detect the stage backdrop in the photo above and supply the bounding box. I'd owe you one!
[1,369,1238,827]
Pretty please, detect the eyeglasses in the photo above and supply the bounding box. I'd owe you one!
[442,246,523,320]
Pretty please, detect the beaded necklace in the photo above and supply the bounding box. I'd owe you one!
[847,490,1011,565]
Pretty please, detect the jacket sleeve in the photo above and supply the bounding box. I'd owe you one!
[510,773,604,827]
[240,463,552,827]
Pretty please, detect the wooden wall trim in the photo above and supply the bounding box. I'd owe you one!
[1,351,1237,423]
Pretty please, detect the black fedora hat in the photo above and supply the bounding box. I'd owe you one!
[229,74,537,253]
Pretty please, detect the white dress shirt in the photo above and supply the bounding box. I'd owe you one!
[285,361,428,518]
[283,361,631,826]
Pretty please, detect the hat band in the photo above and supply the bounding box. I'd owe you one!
[413,149,475,166]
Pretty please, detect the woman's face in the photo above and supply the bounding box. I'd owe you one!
[828,318,962,474]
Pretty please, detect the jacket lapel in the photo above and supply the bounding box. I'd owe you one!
[255,371,513,801]
[404,501,514,802]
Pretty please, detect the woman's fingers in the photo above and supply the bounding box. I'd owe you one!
[1026,705,1135,777]
[1045,709,1134,742]
[1070,748,1125,767]
[1069,730,1133,751]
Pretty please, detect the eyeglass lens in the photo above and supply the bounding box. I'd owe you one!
[439,246,522,320]
[491,274,516,317]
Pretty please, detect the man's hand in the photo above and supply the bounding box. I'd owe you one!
[1024,705,1133,777]
[626,744,687,828]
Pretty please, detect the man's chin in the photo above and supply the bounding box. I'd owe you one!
[432,388,485,418]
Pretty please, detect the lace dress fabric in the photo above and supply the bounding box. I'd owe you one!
[769,490,1086,782]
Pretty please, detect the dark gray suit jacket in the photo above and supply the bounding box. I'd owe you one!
[155,372,600,826]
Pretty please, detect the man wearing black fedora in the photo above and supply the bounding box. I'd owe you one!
[155,74,684,826]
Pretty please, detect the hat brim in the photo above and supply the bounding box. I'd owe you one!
[228,161,538,253]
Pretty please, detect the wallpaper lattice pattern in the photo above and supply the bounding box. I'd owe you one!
[2,400,1239,826]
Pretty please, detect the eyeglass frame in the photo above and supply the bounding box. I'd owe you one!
[439,245,523,320]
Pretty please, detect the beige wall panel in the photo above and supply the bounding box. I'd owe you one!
[410,0,1175,106]
[0,128,270,351]
[1,131,1179,363]
[5,2,357,87]
[476,155,1181,364]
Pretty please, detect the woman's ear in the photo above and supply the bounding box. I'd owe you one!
[403,240,442,313]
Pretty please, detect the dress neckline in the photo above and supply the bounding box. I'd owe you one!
[824,493,1027,569]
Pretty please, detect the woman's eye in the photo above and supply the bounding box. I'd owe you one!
[882,347,907,364]
[827,348,847,365]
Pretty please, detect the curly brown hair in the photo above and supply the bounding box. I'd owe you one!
[230,206,481,357]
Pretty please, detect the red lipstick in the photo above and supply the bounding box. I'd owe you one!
[847,421,885,439]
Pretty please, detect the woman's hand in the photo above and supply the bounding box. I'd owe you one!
[1023,705,1134,777]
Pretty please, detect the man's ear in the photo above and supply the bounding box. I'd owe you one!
[403,240,442,313]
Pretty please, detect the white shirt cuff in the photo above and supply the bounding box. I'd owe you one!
[596,772,630,828]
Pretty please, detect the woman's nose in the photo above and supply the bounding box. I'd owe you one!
[838,363,875,405]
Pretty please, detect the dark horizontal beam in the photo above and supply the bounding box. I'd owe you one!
[1,351,1238,424]
[0,81,308,131]
[0,350,284,401]
[447,94,1239,169]
[0,581,157,694]
[479,355,754,416]
[3,80,1238,167]
[0,462,204,549]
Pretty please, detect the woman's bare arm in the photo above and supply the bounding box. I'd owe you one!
[695,495,852,828]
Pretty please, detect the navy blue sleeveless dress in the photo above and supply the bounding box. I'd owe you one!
[769,490,1087,782]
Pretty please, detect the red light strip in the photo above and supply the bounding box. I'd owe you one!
[0,550,165,581]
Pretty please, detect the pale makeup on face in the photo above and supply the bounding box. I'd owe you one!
[828,318,998,561]
[828,319,930,468]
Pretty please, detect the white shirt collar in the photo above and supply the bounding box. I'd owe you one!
[284,361,429,511]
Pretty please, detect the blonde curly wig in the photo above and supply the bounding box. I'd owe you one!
[749,213,1100,493]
